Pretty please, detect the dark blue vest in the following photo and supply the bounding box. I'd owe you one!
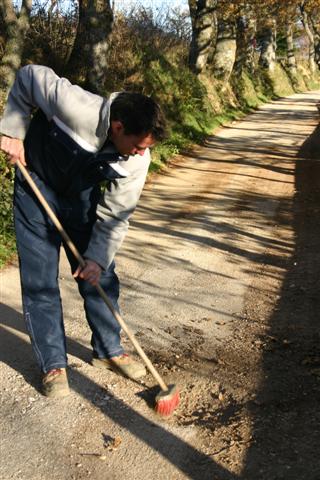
[24,110,125,197]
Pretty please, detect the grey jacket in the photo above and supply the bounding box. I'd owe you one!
[0,65,151,269]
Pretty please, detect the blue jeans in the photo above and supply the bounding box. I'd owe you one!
[14,168,124,373]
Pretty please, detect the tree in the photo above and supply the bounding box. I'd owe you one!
[301,0,320,72]
[211,17,236,81]
[258,17,277,72]
[65,0,113,94]
[255,1,298,74]
[188,0,217,74]
[0,0,32,92]
[286,20,297,75]
[275,1,300,77]
[310,13,320,69]
[208,0,258,80]
[234,2,257,75]
[300,0,316,73]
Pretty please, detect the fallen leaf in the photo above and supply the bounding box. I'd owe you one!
[104,436,122,451]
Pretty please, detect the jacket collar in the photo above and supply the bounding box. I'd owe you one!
[97,92,121,141]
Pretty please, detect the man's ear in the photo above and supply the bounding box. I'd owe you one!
[110,120,124,135]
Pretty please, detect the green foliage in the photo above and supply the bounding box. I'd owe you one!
[298,63,320,90]
[24,2,78,74]
[289,70,308,92]
[231,71,264,108]
[103,13,217,170]
[268,64,295,97]
[1,4,319,267]
[144,60,219,169]
[232,62,304,108]
[0,150,15,267]
[276,34,288,59]
[143,57,214,144]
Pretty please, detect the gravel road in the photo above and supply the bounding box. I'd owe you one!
[1,91,320,480]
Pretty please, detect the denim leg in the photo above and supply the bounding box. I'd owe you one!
[78,262,124,359]
[62,188,124,359]
[14,170,67,373]
[64,240,124,359]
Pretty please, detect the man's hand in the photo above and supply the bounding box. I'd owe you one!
[0,136,26,165]
[73,259,102,286]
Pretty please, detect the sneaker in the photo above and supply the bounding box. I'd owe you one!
[91,354,147,380]
[42,368,70,398]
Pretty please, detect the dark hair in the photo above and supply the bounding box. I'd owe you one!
[110,92,167,141]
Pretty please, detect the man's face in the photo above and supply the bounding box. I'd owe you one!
[110,121,156,157]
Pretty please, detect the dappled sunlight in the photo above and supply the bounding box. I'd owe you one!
[113,96,311,360]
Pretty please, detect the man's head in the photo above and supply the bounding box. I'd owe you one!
[109,92,166,157]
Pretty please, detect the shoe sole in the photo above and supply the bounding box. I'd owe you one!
[91,358,146,380]
[42,386,70,398]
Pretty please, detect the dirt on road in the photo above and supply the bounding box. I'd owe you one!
[1,91,320,480]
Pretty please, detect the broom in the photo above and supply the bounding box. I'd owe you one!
[16,160,180,416]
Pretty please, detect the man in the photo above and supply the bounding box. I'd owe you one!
[0,64,166,398]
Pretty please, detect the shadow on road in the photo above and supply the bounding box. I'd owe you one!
[0,303,238,480]
[241,123,320,478]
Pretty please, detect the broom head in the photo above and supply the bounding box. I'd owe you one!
[154,384,180,416]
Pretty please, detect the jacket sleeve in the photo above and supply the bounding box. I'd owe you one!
[0,65,102,144]
[83,150,151,270]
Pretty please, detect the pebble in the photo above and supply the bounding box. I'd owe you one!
[211,383,220,395]
[218,392,225,402]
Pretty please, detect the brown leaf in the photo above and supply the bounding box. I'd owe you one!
[105,436,122,451]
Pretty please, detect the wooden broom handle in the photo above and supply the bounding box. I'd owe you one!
[16,160,168,392]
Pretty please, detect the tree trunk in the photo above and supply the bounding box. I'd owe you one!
[66,0,113,94]
[188,0,217,74]
[300,3,316,73]
[286,21,297,75]
[234,7,256,75]
[0,0,32,93]
[212,18,236,82]
[310,13,320,70]
[258,19,277,72]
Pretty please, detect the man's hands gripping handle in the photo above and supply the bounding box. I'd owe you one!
[0,136,26,166]
[73,260,102,286]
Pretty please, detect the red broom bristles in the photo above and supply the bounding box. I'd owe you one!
[154,385,180,416]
